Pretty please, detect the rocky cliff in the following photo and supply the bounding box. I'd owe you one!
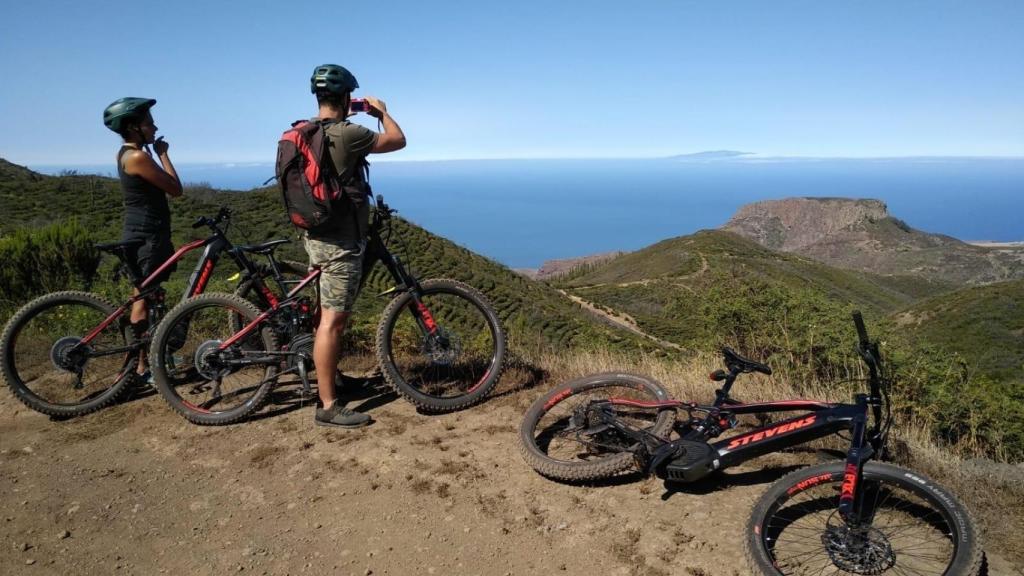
[722,197,1024,286]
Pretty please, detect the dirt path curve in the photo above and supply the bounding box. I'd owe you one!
[1,374,1018,575]
[559,290,683,351]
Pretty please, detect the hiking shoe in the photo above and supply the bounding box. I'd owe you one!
[315,403,371,429]
[134,370,155,387]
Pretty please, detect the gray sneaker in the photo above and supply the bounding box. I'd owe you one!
[315,402,371,429]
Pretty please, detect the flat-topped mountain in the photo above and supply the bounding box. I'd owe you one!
[722,197,1024,286]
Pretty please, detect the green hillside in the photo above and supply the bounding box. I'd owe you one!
[552,230,1024,459]
[886,280,1024,460]
[893,279,1024,383]
[554,230,951,362]
[0,159,651,357]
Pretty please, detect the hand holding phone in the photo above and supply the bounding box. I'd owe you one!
[363,96,386,119]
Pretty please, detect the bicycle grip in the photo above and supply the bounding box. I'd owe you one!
[852,311,869,345]
[191,217,206,229]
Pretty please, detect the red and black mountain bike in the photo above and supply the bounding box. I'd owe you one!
[0,208,302,418]
[520,313,982,575]
[147,195,506,425]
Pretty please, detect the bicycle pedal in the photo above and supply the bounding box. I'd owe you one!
[660,441,718,483]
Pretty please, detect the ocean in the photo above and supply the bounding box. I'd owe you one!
[31,158,1024,268]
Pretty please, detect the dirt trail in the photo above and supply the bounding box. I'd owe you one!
[559,290,683,351]
[1,371,1019,576]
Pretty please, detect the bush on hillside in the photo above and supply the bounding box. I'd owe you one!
[0,220,101,314]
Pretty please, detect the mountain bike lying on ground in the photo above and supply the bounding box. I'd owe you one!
[0,208,302,418]
[520,312,982,575]
[148,194,506,425]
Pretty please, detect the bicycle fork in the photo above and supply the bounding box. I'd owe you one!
[839,396,875,525]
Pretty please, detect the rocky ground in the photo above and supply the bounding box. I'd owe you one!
[2,367,1021,576]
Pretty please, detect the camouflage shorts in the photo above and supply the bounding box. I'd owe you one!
[303,235,364,312]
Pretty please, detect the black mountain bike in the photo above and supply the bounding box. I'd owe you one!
[0,208,302,418]
[148,195,506,425]
[519,313,982,575]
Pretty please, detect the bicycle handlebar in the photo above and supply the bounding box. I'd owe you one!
[192,207,233,230]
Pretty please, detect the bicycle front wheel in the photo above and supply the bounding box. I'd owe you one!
[375,279,505,413]
[0,291,134,417]
[150,292,278,425]
[519,373,676,482]
[745,461,983,575]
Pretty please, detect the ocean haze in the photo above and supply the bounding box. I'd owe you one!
[29,157,1024,268]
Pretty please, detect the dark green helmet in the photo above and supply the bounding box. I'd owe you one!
[310,64,359,95]
[103,97,156,134]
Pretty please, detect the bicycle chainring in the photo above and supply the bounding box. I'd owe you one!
[821,516,895,575]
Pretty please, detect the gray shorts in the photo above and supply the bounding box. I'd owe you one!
[303,235,364,312]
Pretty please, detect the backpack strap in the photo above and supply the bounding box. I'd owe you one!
[324,121,370,244]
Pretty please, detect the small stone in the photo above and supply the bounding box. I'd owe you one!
[314,523,322,529]
[58,530,71,539]
[364,569,373,576]
[26,559,36,565]
[19,542,31,551]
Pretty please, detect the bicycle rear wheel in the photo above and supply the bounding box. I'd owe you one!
[745,461,982,575]
[150,292,278,425]
[519,373,676,482]
[1,291,134,417]
[375,279,505,413]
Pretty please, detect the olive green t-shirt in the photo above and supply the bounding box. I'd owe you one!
[308,119,378,242]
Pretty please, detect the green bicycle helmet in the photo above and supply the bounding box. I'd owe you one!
[103,97,156,134]
[310,64,359,95]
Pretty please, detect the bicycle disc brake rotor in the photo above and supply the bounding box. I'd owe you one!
[422,327,460,366]
[194,340,226,380]
[821,516,895,575]
[50,336,89,373]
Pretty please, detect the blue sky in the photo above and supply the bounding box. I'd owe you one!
[1,0,1021,164]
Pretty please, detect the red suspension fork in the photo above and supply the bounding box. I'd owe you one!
[411,296,438,336]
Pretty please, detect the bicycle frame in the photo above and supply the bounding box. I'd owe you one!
[78,215,285,351]
[595,314,888,522]
[217,199,442,358]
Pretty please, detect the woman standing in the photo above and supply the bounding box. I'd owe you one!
[102,97,183,379]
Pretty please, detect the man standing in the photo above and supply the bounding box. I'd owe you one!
[305,64,406,428]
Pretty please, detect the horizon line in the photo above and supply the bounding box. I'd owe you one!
[17,152,1024,167]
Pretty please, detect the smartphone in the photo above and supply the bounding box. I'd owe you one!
[349,98,369,114]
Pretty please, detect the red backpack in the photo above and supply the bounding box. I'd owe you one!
[275,119,369,233]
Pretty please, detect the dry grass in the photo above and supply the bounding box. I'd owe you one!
[516,347,1024,565]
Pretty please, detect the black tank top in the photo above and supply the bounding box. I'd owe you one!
[117,146,171,236]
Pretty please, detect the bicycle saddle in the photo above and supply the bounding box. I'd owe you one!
[94,239,146,254]
[237,239,290,255]
[722,347,772,375]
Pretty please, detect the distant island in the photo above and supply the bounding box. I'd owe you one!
[665,150,753,162]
